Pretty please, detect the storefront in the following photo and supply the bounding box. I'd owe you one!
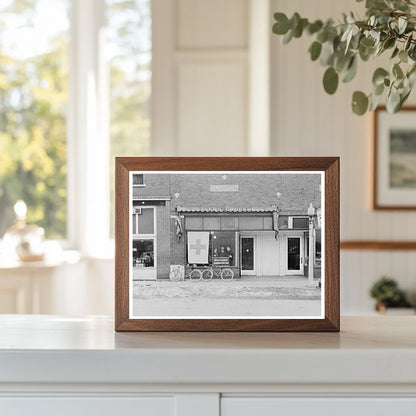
[177,206,311,278]
[131,172,322,280]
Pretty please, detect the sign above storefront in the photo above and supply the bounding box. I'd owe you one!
[210,184,239,192]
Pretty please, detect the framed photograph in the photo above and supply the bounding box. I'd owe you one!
[374,106,416,209]
[115,157,339,331]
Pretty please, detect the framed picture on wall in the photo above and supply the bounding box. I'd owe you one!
[374,106,416,209]
[115,157,339,332]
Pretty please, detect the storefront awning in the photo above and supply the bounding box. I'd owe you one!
[176,205,279,239]
[177,205,278,213]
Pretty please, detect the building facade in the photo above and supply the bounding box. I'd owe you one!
[131,173,322,280]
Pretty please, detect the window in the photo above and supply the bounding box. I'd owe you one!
[211,231,237,267]
[132,174,145,186]
[0,0,70,239]
[288,217,309,229]
[132,207,154,235]
[0,0,151,254]
[132,205,155,269]
[132,239,154,267]
[107,0,151,237]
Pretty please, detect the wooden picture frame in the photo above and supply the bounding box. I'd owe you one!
[115,157,339,332]
[373,106,416,210]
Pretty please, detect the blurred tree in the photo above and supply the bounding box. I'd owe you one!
[0,0,151,239]
[107,0,151,237]
[0,0,69,238]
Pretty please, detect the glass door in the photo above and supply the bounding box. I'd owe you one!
[241,237,255,275]
[287,236,304,275]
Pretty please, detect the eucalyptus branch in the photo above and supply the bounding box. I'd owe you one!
[272,0,416,115]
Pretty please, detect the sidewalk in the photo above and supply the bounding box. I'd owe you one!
[132,276,322,317]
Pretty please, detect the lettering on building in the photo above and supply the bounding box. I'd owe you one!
[210,184,239,192]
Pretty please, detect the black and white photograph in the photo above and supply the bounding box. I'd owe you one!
[129,171,325,319]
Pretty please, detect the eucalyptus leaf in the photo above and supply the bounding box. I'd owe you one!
[320,40,335,66]
[359,44,375,61]
[383,37,396,50]
[405,34,413,50]
[307,20,323,35]
[399,49,408,63]
[282,29,293,44]
[373,82,385,95]
[309,41,322,61]
[386,87,401,112]
[391,47,399,59]
[273,13,290,34]
[398,17,407,34]
[372,67,389,85]
[369,92,383,111]
[342,56,358,82]
[352,91,369,115]
[366,0,388,10]
[401,86,411,106]
[293,18,308,38]
[393,63,404,79]
[323,67,339,94]
[360,37,375,48]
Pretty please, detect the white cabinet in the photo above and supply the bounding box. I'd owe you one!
[1,397,175,416]
[1,316,416,416]
[222,398,416,416]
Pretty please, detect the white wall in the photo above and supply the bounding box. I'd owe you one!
[152,0,251,156]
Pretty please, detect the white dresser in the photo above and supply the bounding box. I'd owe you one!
[1,315,416,415]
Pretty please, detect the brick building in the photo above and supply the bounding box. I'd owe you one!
[131,172,322,280]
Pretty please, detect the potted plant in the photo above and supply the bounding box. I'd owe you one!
[369,276,413,313]
[272,0,416,115]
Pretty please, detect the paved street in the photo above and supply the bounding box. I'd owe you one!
[132,276,322,317]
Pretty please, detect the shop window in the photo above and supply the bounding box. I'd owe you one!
[211,231,237,267]
[132,239,154,268]
[132,207,154,235]
[186,231,238,267]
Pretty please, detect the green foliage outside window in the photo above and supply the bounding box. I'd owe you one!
[0,1,69,238]
[0,0,151,240]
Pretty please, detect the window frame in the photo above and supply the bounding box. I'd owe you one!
[132,205,157,270]
[132,206,156,236]
[132,174,146,187]
[288,216,309,230]
[0,0,154,257]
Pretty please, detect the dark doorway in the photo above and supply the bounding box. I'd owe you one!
[241,237,254,272]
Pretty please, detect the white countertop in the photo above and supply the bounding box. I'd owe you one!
[0,315,415,386]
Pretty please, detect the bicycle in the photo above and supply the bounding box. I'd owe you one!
[169,265,202,282]
[201,265,234,281]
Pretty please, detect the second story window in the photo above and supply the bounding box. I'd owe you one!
[132,174,145,186]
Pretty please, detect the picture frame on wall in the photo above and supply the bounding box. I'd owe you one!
[374,106,416,210]
[115,157,340,332]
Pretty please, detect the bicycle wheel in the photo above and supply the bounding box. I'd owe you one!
[169,268,182,282]
[189,269,202,282]
[201,269,213,281]
[220,268,234,281]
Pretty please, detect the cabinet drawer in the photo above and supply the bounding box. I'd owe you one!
[0,396,174,416]
[221,397,416,416]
